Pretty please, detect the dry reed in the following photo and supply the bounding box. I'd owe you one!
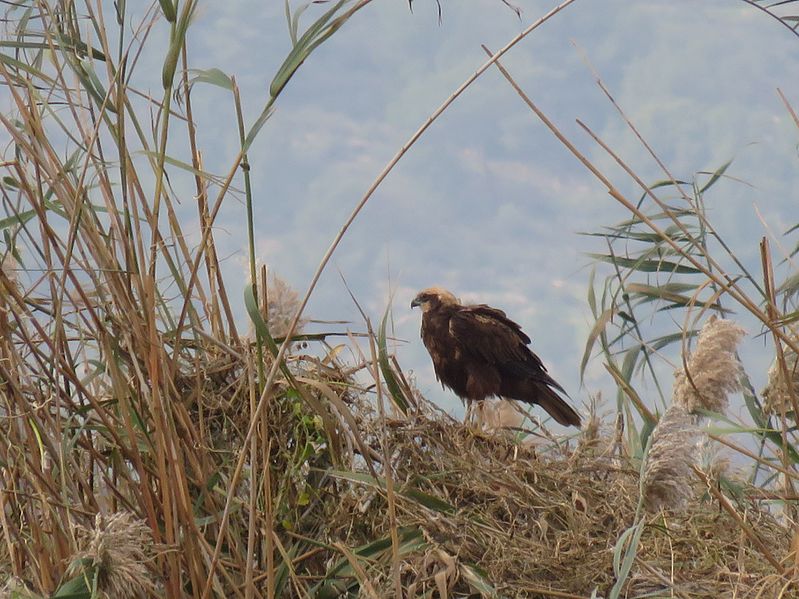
[0,1,796,597]
[323,405,791,597]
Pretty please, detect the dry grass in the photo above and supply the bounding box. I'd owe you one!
[1,1,798,598]
[305,402,792,598]
[0,312,793,597]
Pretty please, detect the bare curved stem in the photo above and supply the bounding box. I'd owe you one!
[201,0,581,594]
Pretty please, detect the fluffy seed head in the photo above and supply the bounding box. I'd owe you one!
[578,410,602,450]
[642,404,700,513]
[672,317,746,415]
[264,273,305,339]
[242,262,306,342]
[762,341,799,416]
[0,253,16,284]
[701,442,731,487]
[72,511,155,599]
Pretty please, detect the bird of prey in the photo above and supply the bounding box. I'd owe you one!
[411,287,580,427]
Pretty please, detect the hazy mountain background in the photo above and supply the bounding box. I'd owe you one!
[103,0,799,417]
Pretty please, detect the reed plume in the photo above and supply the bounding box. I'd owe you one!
[641,404,700,512]
[672,317,746,415]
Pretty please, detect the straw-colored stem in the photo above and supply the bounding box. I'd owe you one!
[233,78,266,389]
[200,3,581,594]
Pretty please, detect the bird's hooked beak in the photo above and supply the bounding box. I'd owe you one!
[410,296,421,309]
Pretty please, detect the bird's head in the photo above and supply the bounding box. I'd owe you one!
[411,287,459,312]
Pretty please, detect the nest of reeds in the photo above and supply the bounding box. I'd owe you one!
[1,279,795,599]
[308,403,792,598]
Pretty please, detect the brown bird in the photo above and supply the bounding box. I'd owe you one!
[411,287,581,427]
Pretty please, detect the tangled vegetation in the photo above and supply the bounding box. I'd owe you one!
[1,1,798,598]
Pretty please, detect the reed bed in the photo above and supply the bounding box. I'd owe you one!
[1,1,799,598]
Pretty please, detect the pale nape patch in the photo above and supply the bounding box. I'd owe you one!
[419,287,459,305]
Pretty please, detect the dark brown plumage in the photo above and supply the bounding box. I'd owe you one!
[411,287,581,427]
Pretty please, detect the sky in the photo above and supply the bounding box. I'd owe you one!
[7,0,799,422]
[173,0,799,420]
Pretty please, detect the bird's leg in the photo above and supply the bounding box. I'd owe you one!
[464,401,473,426]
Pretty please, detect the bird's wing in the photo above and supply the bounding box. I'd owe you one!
[449,305,566,393]
[449,305,534,364]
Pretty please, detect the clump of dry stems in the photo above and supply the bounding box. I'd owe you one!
[321,403,791,597]
[0,1,797,598]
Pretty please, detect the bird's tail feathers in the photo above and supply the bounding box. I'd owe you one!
[504,379,581,427]
[533,383,581,427]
